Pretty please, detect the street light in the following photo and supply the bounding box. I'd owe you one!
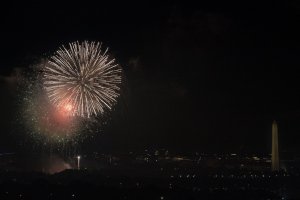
[77,155,81,170]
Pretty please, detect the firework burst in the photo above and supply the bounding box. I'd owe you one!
[43,41,122,118]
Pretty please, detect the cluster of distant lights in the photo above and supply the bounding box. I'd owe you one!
[1,170,290,200]
[1,151,292,200]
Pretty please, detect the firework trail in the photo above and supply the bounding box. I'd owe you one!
[43,41,122,118]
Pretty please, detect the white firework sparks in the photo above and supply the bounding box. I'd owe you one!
[43,41,122,118]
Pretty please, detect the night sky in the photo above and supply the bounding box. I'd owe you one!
[0,1,300,154]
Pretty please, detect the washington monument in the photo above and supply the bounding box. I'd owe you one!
[272,120,280,171]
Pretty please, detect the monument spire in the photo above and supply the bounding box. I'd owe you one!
[272,120,280,171]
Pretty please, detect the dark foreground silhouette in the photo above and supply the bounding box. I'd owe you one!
[0,169,299,200]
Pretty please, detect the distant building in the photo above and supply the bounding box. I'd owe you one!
[272,120,280,171]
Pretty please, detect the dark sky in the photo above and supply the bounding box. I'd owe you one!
[0,1,300,154]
